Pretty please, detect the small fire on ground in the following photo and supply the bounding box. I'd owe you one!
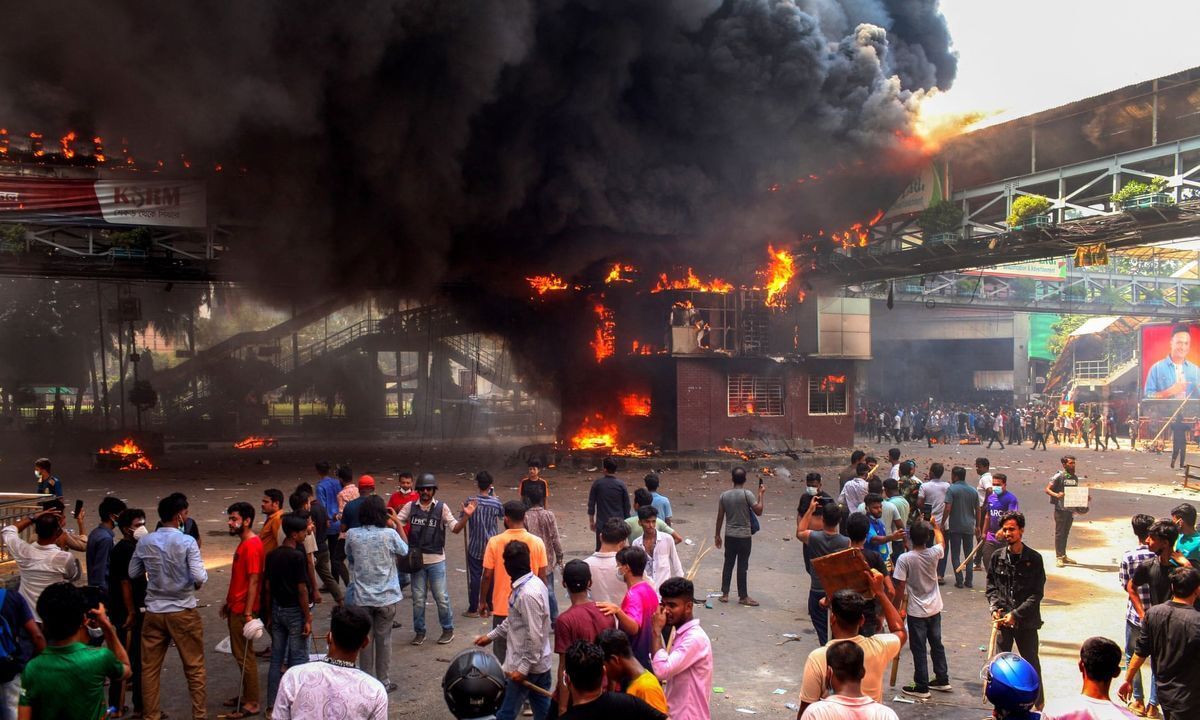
[96,438,154,471]
[234,435,278,450]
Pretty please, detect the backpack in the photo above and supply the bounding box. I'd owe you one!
[0,589,24,682]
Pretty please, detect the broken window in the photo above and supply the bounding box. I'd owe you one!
[727,374,783,416]
[808,374,847,415]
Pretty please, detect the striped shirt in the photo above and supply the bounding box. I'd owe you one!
[465,494,503,559]
[1119,544,1156,627]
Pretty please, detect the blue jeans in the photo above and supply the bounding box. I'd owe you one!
[948,532,975,586]
[267,604,309,708]
[411,560,454,634]
[545,569,559,623]
[906,613,948,689]
[1125,620,1156,704]
[496,670,552,720]
[808,590,829,646]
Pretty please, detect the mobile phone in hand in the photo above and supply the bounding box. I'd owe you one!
[73,499,84,518]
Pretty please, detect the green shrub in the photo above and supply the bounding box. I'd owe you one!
[917,200,964,234]
[1007,195,1051,226]
[1111,177,1169,204]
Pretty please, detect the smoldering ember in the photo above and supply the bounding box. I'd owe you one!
[0,2,1197,720]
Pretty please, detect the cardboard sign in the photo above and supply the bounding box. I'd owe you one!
[811,547,874,598]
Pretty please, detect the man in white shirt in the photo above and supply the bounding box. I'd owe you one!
[1042,636,1137,720]
[799,640,898,720]
[584,519,630,604]
[838,465,870,518]
[1,509,80,622]
[273,605,388,720]
[797,572,906,717]
[885,449,901,481]
[893,520,950,699]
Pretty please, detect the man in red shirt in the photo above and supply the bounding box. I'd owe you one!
[387,472,419,528]
[552,560,614,715]
[222,501,264,718]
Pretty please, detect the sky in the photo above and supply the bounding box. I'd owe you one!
[931,1,1200,125]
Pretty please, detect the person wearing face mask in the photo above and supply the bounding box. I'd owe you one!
[131,492,208,720]
[32,458,61,499]
[595,546,659,669]
[220,502,264,718]
[980,474,1020,571]
[85,496,128,598]
[107,509,148,719]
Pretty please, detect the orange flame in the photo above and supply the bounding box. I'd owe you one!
[97,438,154,470]
[759,245,795,307]
[830,209,886,249]
[619,393,651,417]
[717,445,753,460]
[630,340,656,355]
[590,302,615,363]
[59,131,76,159]
[234,435,278,450]
[604,263,634,284]
[651,268,733,294]
[817,374,846,392]
[571,414,619,449]
[527,274,569,295]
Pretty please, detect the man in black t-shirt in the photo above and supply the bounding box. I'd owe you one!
[796,473,834,575]
[262,513,313,712]
[587,458,630,552]
[1120,567,1200,719]
[561,640,665,720]
[107,508,148,716]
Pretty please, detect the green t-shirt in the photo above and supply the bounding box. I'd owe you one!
[1178,531,1200,562]
[625,516,672,542]
[20,642,124,720]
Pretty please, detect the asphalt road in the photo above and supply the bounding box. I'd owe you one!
[25,433,1197,719]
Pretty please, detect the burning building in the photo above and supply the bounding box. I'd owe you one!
[535,258,870,453]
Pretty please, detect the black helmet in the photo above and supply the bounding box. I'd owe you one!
[416,473,438,490]
[443,649,505,719]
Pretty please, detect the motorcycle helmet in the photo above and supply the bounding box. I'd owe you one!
[443,649,506,719]
[984,652,1040,714]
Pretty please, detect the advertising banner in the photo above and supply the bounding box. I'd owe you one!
[1140,322,1200,408]
[0,177,206,228]
[883,162,949,220]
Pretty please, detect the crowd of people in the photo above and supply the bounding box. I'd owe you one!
[1,449,1199,720]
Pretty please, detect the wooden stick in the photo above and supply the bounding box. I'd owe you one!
[888,594,908,687]
[519,678,556,698]
[955,538,986,574]
[982,621,1000,702]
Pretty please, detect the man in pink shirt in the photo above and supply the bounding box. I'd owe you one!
[650,577,712,720]
[596,546,659,669]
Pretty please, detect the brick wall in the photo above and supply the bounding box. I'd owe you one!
[673,357,853,450]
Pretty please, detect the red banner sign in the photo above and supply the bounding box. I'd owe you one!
[0,177,206,228]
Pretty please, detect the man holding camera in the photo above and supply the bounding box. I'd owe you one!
[2,508,81,623]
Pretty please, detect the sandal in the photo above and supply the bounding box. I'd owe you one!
[738,597,760,607]
[225,708,260,719]
[718,595,729,603]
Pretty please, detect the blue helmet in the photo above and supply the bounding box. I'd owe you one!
[985,653,1040,713]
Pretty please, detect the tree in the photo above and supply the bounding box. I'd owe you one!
[1047,314,1088,358]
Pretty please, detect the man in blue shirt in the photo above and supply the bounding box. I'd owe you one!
[33,458,62,498]
[85,496,127,595]
[1145,324,1199,399]
[644,473,673,526]
[454,471,503,617]
[131,492,208,720]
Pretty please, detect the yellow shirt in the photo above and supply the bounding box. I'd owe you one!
[627,671,668,714]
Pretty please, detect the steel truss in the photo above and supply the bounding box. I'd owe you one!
[823,138,1200,285]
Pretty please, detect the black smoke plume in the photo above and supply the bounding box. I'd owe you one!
[0,0,956,412]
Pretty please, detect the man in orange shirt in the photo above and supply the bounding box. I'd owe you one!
[258,489,285,553]
[481,500,548,663]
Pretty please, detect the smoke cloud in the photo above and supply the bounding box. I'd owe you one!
[0,0,956,403]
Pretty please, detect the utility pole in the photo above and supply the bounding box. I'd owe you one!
[96,282,110,428]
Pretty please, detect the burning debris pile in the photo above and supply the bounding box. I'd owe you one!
[234,435,278,450]
[95,438,154,471]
